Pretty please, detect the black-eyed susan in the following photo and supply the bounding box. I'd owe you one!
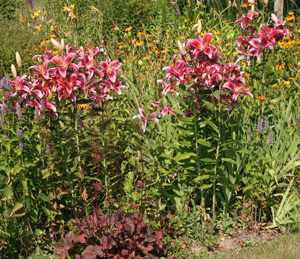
[125,26,133,32]
[32,10,41,19]
[213,30,220,35]
[135,40,143,46]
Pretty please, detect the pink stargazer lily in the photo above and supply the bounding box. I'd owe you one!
[50,53,79,78]
[157,80,179,96]
[162,60,190,82]
[99,59,122,83]
[187,33,213,58]
[152,102,176,117]
[223,80,253,101]
[257,25,283,44]
[234,10,259,29]
[29,60,51,79]
[133,108,159,132]
[248,38,272,61]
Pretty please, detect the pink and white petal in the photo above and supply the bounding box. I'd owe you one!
[152,102,161,107]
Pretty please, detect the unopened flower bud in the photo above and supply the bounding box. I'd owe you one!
[60,38,65,49]
[192,20,202,34]
[11,64,17,78]
[51,38,64,51]
[251,4,255,17]
[16,52,22,68]
[177,40,185,55]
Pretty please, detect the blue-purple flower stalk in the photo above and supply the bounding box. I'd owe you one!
[264,117,269,130]
[268,131,273,144]
[17,130,23,138]
[19,143,23,150]
[257,117,263,132]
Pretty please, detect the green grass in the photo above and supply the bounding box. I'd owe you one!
[210,233,300,259]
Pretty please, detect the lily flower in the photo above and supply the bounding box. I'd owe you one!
[133,108,159,132]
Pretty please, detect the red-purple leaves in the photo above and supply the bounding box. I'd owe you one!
[53,207,166,258]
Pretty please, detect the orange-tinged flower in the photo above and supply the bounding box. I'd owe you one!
[19,16,25,23]
[125,26,133,32]
[259,94,266,100]
[246,85,252,90]
[131,56,137,60]
[245,72,251,77]
[244,0,255,8]
[139,76,146,82]
[135,40,143,46]
[63,6,72,12]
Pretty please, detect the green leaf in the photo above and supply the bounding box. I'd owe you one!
[205,119,219,133]
[198,184,212,190]
[12,202,23,212]
[221,158,238,165]
[39,193,50,202]
[197,139,211,147]
[173,152,195,161]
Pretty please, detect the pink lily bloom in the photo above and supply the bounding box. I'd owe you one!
[103,80,128,95]
[56,73,82,95]
[133,108,159,132]
[99,59,122,83]
[50,53,79,78]
[32,51,54,62]
[26,98,57,113]
[187,33,213,58]
[257,25,283,44]
[223,80,253,101]
[162,60,190,82]
[249,38,272,61]
[157,80,179,96]
[234,10,259,29]
[152,102,176,117]
[29,60,51,79]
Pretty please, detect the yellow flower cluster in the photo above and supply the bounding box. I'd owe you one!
[279,38,300,49]
[32,10,41,19]
[125,27,133,32]
[276,64,285,70]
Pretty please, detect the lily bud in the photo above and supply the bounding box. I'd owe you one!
[263,0,268,5]
[16,52,22,68]
[251,4,255,17]
[60,38,65,49]
[11,64,17,78]
[51,38,64,51]
[177,40,185,55]
[192,20,202,34]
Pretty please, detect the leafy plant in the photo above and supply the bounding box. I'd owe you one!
[53,207,167,258]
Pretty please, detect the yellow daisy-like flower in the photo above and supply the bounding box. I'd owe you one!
[78,103,88,109]
[135,40,143,46]
[32,10,41,19]
[131,56,137,60]
[63,6,72,12]
[19,16,25,23]
[49,34,56,38]
[225,43,231,47]
[146,34,153,37]
[213,30,220,35]
[200,30,207,36]
[137,32,143,37]
[288,11,294,15]
[271,83,278,88]
[125,26,133,32]
[161,50,166,53]
[91,6,100,12]
[286,15,295,21]
[289,23,294,27]
[276,64,285,70]
[35,25,43,31]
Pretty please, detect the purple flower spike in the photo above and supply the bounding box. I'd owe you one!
[26,0,34,8]
[257,117,263,132]
[4,135,8,141]
[46,144,51,154]
[19,143,23,150]
[264,117,269,130]
[17,130,23,138]
[258,146,262,152]
[269,131,273,144]
[248,138,253,143]
[248,128,252,134]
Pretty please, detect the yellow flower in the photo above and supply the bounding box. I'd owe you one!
[51,25,59,31]
[19,16,25,23]
[131,56,137,60]
[286,15,295,21]
[241,61,246,65]
[200,30,207,36]
[271,83,278,88]
[119,45,123,49]
[125,26,133,32]
[184,19,188,23]
[32,10,41,19]
[276,64,285,70]
[161,50,166,53]
[289,77,297,81]
[137,32,143,37]
[146,34,153,37]
[78,103,88,109]
[289,23,294,27]
[135,40,143,46]
[225,43,231,47]
[161,58,165,62]
[63,6,72,12]
[91,6,100,12]
[49,34,56,38]
[147,16,151,19]
[71,4,75,11]
[288,11,294,15]
[35,25,43,31]
[213,30,220,35]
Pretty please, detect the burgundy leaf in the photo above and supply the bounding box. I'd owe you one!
[81,245,104,259]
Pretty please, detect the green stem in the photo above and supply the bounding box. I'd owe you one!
[194,102,206,221]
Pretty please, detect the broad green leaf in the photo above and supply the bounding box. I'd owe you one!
[39,193,50,202]
[12,202,23,212]
[197,139,211,147]
[221,158,238,165]
[173,152,195,161]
